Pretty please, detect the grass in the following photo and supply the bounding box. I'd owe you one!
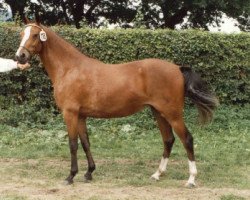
[0,195,27,200]
[0,104,249,191]
[220,194,246,200]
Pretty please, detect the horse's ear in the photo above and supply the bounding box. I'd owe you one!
[23,16,30,25]
[35,13,41,25]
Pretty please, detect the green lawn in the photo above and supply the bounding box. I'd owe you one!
[0,104,249,190]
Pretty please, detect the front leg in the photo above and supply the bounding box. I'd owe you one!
[78,117,96,181]
[63,109,79,184]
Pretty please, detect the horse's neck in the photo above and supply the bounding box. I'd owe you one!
[39,27,88,84]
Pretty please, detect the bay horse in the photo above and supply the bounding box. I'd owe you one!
[15,19,218,187]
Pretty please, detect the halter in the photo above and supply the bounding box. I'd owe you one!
[18,24,47,54]
[19,45,32,55]
[24,24,44,31]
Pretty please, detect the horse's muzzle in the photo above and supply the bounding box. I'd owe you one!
[15,47,31,64]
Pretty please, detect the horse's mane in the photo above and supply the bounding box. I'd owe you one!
[41,25,86,57]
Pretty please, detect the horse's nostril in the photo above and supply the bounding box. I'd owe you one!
[21,53,26,58]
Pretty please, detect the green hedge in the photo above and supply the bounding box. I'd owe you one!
[0,23,249,109]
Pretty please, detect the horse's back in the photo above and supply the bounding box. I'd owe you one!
[115,58,184,97]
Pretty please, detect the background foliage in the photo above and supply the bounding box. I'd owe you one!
[1,0,250,31]
[0,23,249,114]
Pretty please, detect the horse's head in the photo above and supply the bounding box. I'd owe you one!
[15,17,47,64]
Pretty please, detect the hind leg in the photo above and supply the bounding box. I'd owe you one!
[151,107,175,181]
[169,116,197,187]
[153,105,197,187]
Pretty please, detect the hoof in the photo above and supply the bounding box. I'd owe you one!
[150,174,160,181]
[83,178,91,183]
[185,182,196,188]
[63,179,73,185]
[84,173,93,182]
[64,176,74,185]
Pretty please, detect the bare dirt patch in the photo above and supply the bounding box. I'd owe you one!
[0,159,249,200]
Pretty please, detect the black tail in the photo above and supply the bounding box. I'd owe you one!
[180,66,219,124]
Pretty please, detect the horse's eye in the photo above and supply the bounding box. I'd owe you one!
[33,34,39,39]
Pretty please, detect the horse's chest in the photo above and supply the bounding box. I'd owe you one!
[53,86,77,109]
[53,83,95,109]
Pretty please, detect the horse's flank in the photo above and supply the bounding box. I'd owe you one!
[39,26,184,118]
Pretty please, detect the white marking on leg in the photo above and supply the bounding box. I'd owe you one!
[16,26,32,56]
[186,160,197,187]
[151,157,168,180]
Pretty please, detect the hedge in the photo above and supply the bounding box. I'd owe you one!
[0,23,249,110]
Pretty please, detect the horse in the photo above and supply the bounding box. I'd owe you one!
[15,18,218,187]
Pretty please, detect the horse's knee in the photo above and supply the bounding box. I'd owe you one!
[69,139,78,153]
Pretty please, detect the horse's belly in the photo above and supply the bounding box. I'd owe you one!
[79,100,146,118]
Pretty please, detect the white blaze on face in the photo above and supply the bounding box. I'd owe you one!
[16,26,32,56]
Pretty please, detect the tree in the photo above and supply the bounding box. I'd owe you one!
[4,0,27,20]
[1,0,250,31]
[138,0,250,31]
[59,0,137,28]
[94,0,137,27]
[3,0,137,28]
